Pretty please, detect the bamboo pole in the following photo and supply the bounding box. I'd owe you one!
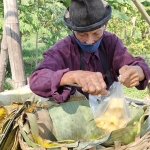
[132,0,150,25]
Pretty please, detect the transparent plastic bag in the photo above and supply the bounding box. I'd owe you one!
[89,82,131,133]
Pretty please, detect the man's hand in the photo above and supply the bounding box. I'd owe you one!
[119,65,145,88]
[60,70,109,96]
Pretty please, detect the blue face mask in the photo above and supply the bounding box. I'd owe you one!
[74,36,102,53]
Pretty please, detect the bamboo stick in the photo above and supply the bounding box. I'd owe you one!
[132,0,150,25]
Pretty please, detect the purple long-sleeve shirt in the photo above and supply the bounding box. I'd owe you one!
[29,31,150,102]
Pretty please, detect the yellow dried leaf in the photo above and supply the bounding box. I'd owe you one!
[25,103,36,113]
[32,132,61,148]
[0,106,7,121]
[4,105,18,115]
[32,132,75,148]
[12,102,23,109]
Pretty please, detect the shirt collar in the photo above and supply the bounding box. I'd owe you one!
[84,50,100,63]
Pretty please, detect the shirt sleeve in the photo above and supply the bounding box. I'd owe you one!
[29,51,73,102]
[112,37,150,90]
[29,68,73,102]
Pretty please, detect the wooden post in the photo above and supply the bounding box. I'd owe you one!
[4,0,27,88]
[114,141,121,150]
[0,1,9,92]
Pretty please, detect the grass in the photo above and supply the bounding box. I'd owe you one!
[22,34,48,77]
[123,86,148,99]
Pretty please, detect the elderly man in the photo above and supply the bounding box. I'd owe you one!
[29,0,150,102]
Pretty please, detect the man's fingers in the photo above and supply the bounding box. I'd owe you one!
[119,73,129,83]
[96,72,106,89]
[123,77,139,87]
[119,67,138,84]
[74,71,107,96]
[128,81,140,87]
[85,73,106,95]
[101,89,110,96]
[130,78,139,84]
[78,78,89,92]
[119,65,129,74]
[81,75,100,94]
[87,76,102,95]
[96,90,110,97]
[81,84,88,92]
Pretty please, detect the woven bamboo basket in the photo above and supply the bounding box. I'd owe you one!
[59,131,150,150]
[18,130,150,150]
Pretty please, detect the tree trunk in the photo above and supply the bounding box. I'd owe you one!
[4,0,27,89]
[0,28,8,92]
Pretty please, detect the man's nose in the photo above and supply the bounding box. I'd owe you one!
[85,36,95,44]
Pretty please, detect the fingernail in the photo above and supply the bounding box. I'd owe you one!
[97,94,101,97]
[103,91,110,96]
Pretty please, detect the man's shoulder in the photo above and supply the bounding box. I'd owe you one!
[103,31,118,40]
[44,34,77,56]
[102,31,119,48]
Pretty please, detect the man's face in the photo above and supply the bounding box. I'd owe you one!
[74,26,105,44]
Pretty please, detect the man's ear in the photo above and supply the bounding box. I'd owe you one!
[104,22,108,28]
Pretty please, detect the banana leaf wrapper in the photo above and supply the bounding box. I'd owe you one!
[48,98,149,148]
[49,100,104,141]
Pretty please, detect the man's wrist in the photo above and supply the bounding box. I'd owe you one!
[60,71,76,86]
[132,66,145,81]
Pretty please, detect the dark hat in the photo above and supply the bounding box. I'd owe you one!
[64,0,112,32]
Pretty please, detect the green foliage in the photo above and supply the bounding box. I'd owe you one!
[112,9,130,21]
[4,81,13,90]
[61,0,70,7]
[21,34,48,76]
[106,0,150,65]
[18,0,68,47]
